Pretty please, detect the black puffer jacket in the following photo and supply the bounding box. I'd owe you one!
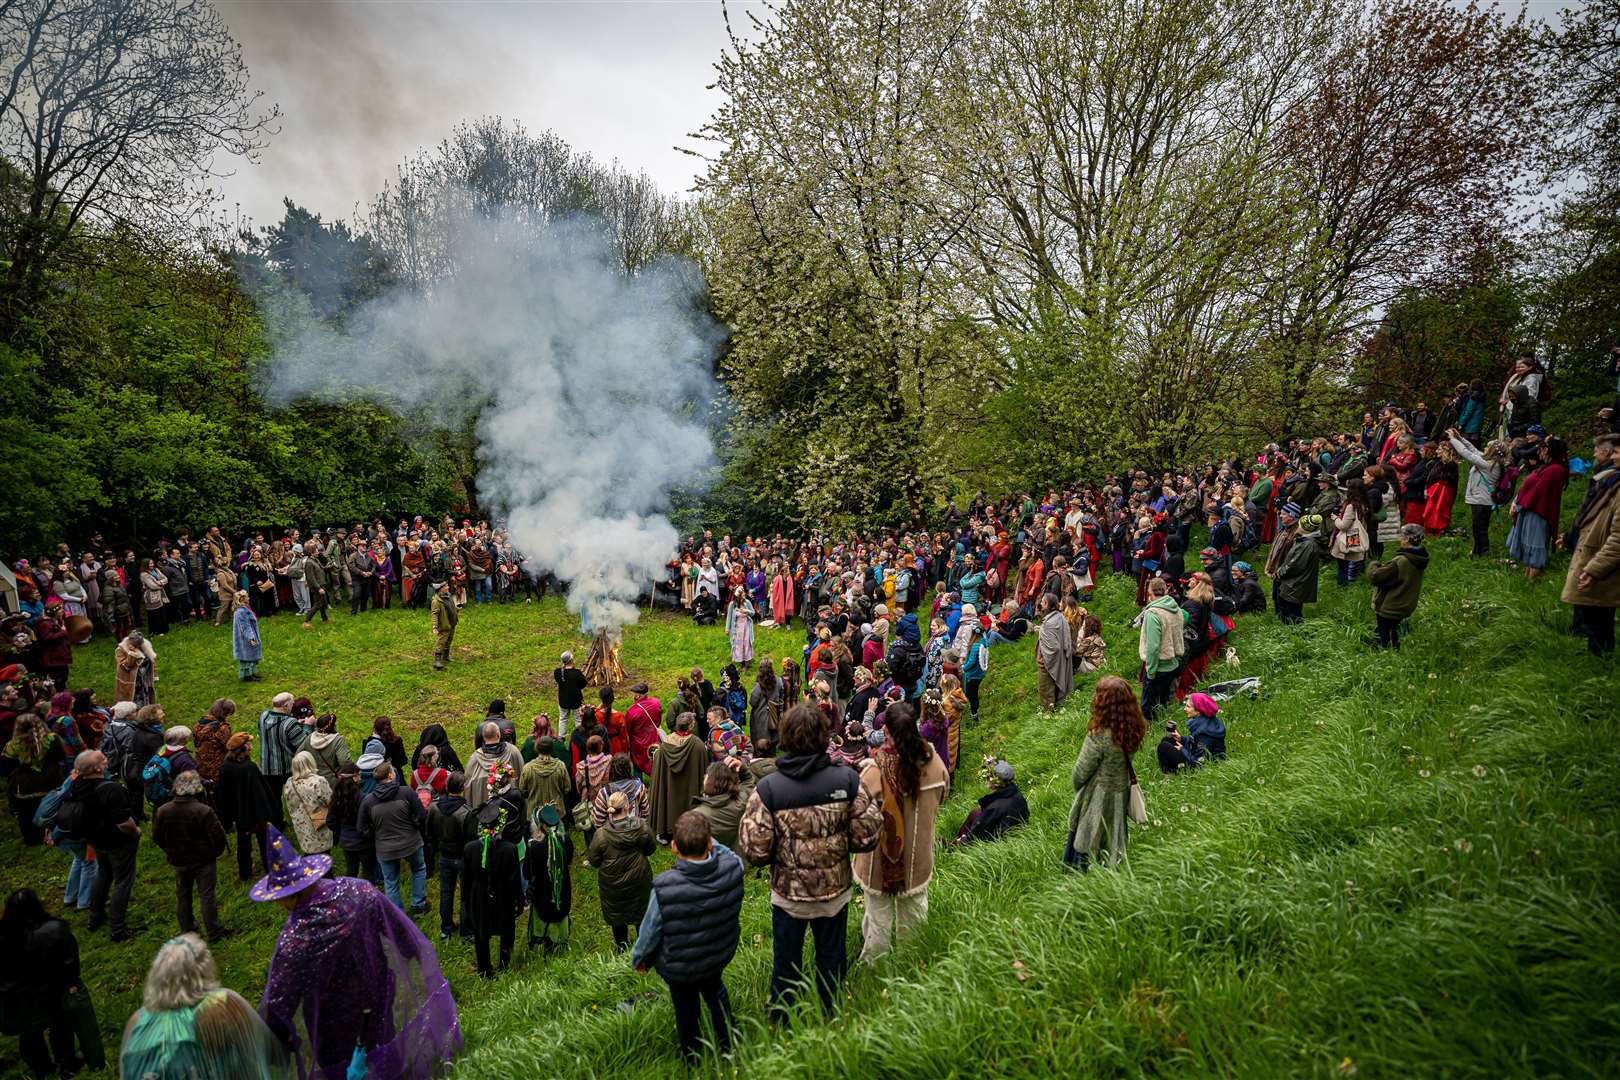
[646,844,745,982]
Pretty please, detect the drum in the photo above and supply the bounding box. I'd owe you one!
[66,615,94,644]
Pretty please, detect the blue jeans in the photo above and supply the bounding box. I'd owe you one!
[59,839,95,908]
[475,578,492,604]
[439,854,472,937]
[379,848,427,910]
[1335,558,1362,585]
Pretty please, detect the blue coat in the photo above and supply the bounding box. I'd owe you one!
[232,606,261,662]
[1456,393,1485,435]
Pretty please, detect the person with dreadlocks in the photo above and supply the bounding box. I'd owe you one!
[525,803,573,953]
[461,800,524,979]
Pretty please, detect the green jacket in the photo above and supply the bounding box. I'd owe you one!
[585,817,655,927]
[1138,596,1185,677]
[431,592,458,634]
[1276,529,1325,605]
[519,755,570,824]
[1336,451,1369,481]
[691,789,748,850]
[1367,545,1429,620]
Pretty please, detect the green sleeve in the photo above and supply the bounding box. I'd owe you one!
[1141,611,1163,676]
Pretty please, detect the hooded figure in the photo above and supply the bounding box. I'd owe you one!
[585,792,656,947]
[648,723,707,839]
[411,724,463,774]
[1035,602,1074,710]
[462,800,523,978]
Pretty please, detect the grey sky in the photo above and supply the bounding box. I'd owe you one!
[214,0,753,229]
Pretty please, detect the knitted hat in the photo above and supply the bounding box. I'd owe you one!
[1279,502,1302,520]
[226,732,252,751]
[1187,693,1220,718]
[1232,561,1253,574]
[1299,513,1324,533]
[248,825,331,901]
[1198,547,1219,558]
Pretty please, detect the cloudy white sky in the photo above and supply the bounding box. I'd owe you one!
[214,0,757,228]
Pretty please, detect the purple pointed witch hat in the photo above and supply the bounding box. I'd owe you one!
[249,824,332,902]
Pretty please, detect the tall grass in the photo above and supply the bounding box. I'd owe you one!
[3,513,1617,1078]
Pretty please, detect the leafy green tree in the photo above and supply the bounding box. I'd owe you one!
[699,0,983,525]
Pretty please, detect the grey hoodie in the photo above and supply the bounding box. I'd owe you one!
[360,780,425,862]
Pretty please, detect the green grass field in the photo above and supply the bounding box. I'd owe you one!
[3,514,1618,1078]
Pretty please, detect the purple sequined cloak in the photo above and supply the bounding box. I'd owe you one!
[260,877,461,1080]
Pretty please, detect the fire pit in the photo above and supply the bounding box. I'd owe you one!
[581,629,626,687]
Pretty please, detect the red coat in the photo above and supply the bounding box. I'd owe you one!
[626,697,662,774]
[36,617,71,668]
[1515,462,1568,524]
[769,574,795,624]
[988,541,1013,591]
[586,706,629,756]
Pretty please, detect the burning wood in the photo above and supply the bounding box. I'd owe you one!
[582,629,626,687]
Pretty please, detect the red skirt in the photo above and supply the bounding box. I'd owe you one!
[1402,502,1426,526]
[1422,483,1456,533]
[1175,651,1211,700]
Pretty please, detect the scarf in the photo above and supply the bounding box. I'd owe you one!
[875,749,910,894]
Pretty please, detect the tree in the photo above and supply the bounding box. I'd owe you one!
[0,0,277,343]
[699,0,981,525]
[248,199,397,321]
[1254,0,1546,434]
[941,0,1329,471]
[1352,263,1524,411]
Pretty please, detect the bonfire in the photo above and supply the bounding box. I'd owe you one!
[582,629,626,687]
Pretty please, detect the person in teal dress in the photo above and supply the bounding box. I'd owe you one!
[120,933,289,1080]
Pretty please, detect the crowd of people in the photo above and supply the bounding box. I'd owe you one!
[1,518,553,689]
[2,372,1617,1077]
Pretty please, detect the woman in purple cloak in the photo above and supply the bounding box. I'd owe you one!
[252,825,461,1080]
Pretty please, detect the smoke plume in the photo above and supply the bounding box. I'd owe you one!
[258,214,720,632]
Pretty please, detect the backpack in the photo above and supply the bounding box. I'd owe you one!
[1208,609,1233,641]
[1492,466,1519,507]
[53,781,102,841]
[101,720,135,780]
[33,774,74,829]
[413,767,446,810]
[143,751,176,804]
[889,640,925,687]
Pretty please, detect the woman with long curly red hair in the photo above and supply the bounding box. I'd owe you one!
[1064,676,1146,872]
